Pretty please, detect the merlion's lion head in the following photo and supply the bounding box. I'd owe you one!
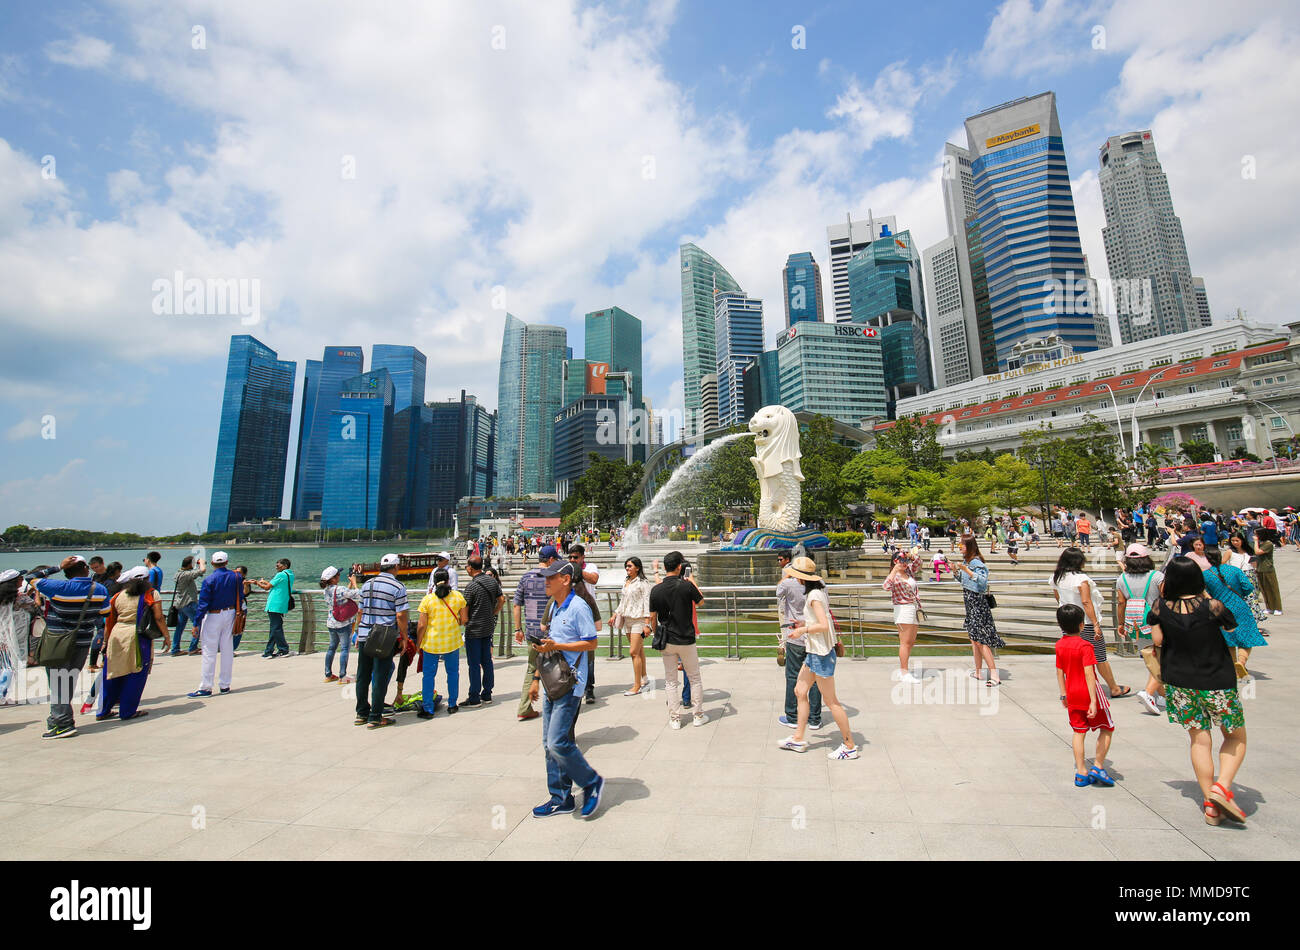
[748,405,803,480]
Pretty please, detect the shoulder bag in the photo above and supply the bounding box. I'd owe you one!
[34,578,99,668]
[362,623,400,659]
[135,592,165,639]
[538,648,578,700]
[330,587,359,623]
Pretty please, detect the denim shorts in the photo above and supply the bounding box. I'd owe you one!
[805,649,836,678]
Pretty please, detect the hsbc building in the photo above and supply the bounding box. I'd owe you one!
[774,320,888,427]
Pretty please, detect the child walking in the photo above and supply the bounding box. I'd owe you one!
[1055,604,1116,787]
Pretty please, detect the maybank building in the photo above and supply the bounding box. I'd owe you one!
[776,321,887,427]
[964,92,1095,369]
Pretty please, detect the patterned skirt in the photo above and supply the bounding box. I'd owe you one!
[962,589,1004,648]
[1165,685,1245,733]
[1244,569,1269,623]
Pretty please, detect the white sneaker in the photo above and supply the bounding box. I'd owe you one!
[693,713,707,727]
[776,736,808,753]
[670,718,682,730]
[1137,690,1159,715]
[900,671,923,684]
[1275,610,1283,616]
[827,743,860,760]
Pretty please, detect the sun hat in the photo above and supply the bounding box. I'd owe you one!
[320,566,339,582]
[0,569,20,584]
[786,556,821,582]
[380,553,400,568]
[1124,543,1150,559]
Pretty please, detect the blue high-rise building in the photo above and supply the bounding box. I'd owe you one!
[370,345,429,530]
[321,369,394,531]
[713,292,764,429]
[291,345,364,520]
[584,306,643,423]
[964,92,1093,367]
[426,391,496,531]
[782,252,825,327]
[207,335,297,533]
[680,244,743,436]
[497,313,567,497]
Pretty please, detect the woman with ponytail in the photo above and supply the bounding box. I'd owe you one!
[415,568,468,717]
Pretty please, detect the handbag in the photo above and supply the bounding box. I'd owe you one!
[34,577,101,668]
[1140,644,1162,684]
[167,604,179,628]
[361,622,400,659]
[135,593,165,639]
[330,587,359,623]
[538,649,578,701]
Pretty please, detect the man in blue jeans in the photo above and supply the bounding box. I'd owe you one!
[531,562,604,820]
[461,556,503,705]
[353,555,411,729]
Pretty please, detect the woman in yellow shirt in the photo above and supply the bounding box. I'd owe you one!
[416,569,468,717]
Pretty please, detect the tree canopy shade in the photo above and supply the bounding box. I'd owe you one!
[875,416,944,472]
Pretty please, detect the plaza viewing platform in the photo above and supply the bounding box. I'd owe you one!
[2,552,1297,861]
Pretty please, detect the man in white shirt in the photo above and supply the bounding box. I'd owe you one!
[426,552,458,593]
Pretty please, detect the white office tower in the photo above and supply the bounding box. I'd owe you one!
[942,142,976,238]
[699,373,719,434]
[827,213,897,324]
[1100,130,1203,345]
[923,236,974,389]
[1194,277,1212,326]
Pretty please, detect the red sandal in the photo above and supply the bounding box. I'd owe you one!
[1202,800,1222,826]
[1209,782,1246,822]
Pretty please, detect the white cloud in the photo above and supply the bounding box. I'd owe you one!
[44,35,114,69]
[978,0,1108,78]
[827,60,955,151]
[6,419,41,442]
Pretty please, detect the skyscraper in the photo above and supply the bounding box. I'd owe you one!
[1099,130,1206,344]
[321,369,394,530]
[699,373,719,433]
[427,391,496,531]
[742,350,780,420]
[776,322,887,426]
[923,236,973,389]
[497,313,567,496]
[826,214,897,324]
[1194,277,1212,326]
[782,252,824,327]
[291,345,364,520]
[713,291,764,429]
[680,244,743,436]
[846,229,932,414]
[207,336,297,533]
[965,92,1093,367]
[584,306,643,423]
[371,345,429,530]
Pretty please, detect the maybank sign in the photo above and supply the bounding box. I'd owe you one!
[985,123,1041,149]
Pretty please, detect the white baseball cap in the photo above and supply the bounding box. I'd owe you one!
[380,553,400,568]
[118,566,149,584]
[321,566,340,582]
[211,551,229,564]
[0,569,20,584]
[435,551,451,561]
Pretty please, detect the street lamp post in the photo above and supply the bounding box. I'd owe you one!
[1035,453,1052,534]
[1094,382,1128,462]
[1128,368,1169,458]
[1232,388,1296,468]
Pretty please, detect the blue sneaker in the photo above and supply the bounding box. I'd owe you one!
[187,689,213,698]
[580,776,605,819]
[779,715,823,730]
[532,798,576,819]
[1088,766,1115,787]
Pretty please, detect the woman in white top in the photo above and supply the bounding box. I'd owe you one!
[1226,532,1268,623]
[1051,548,1130,698]
[612,556,658,696]
[320,566,362,684]
[777,557,858,760]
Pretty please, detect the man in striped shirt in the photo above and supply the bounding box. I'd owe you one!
[354,554,411,728]
[31,555,111,739]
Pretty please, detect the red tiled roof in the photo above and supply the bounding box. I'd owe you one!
[876,340,1288,431]
[520,518,561,528]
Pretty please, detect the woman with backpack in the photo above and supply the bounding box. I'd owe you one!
[1202,548,1266,680]
[320,566,361,684]
[416,568,468,717]
[98,565,168,722]
[1115,544,1165,715]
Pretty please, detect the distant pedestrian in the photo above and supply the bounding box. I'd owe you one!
[1226,533,1268,624]
[1202,548,1266,680]
[883,551,923,684]
[1253,534,1282,615]
[189,552,244,698]
[30,556,111,739]
[513,546,559,721]
[426,552,458,593]
[461,556,503,706]
[144,551,163,592]
[320,566,360,683]
[775,551,821,731]
[169,555,206,656]
[956,538,1003,686]
[0,569,39,705]
[566,544,602,704]
[232,566,251,650]
[415,569,467,717]
[254,558,294,658]
[1115,544,1165,715]
[1147,557,1248,825]
[648,551,706,728]
[1075,514,1092,549]
[1054,604,1116,788]
[776,557,857,760]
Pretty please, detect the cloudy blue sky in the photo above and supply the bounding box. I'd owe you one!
[2,0,1297,533]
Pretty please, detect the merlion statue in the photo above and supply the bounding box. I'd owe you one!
[749,405,803,532]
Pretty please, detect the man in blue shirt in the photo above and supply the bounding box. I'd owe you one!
[31,555,111,738]
[513,545,559,721]
[190,551,245,698]
[144,551,163,592]
[531,561,603,820]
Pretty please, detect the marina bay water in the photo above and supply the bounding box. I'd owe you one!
[0,542,449,587]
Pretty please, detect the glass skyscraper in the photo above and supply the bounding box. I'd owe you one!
[775,322,887,426]
[782,252,824,327]
[427,391,496,531]
[584,306,643,422]
[713,292,764,428]
[291,345,364,520]
[680,244,742,436]
[207,335,297,533]
[371,345,429,530]
[497,313,567,497]
[321,369,393,530]
[965,92,1093,367]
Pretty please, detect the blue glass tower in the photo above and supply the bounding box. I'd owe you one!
[290,358,321,520]
[680,244,743,436]
[371,345,429,529]
[782,252,824,327]
[321,369,394,531]
[291,345,364,520]
[427,391,497,531]
[207,335,297,533]
[497,314,567,497]
[713,292,764,428]
[964,92,1093,367]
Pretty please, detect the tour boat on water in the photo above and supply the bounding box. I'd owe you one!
[349,552,442,581]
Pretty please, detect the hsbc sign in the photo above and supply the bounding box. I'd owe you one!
[779,323,878,348]
[835,325,878,338]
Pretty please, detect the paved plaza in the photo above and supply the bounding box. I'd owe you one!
[2,565,1298,861]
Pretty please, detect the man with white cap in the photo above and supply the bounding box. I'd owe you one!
[189,551,245,698]
[29,555,111,738]
[355,553,411,728]
[426,552,458,593]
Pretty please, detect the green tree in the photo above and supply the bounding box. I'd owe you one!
[1178,439,1217,464]
[941,460,994,522]
[875,416,945,473]
[980,454,1038,517]
[560,455,644,527]
[797,415,854,522]
[841,449,908,515]
[901,469,948,517]
[1230,447,1262,463]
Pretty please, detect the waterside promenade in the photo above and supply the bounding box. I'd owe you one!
[2,564,1297,861]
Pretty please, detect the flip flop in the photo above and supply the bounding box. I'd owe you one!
[1209,782,1246,822]
[1110,686,1132,698]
